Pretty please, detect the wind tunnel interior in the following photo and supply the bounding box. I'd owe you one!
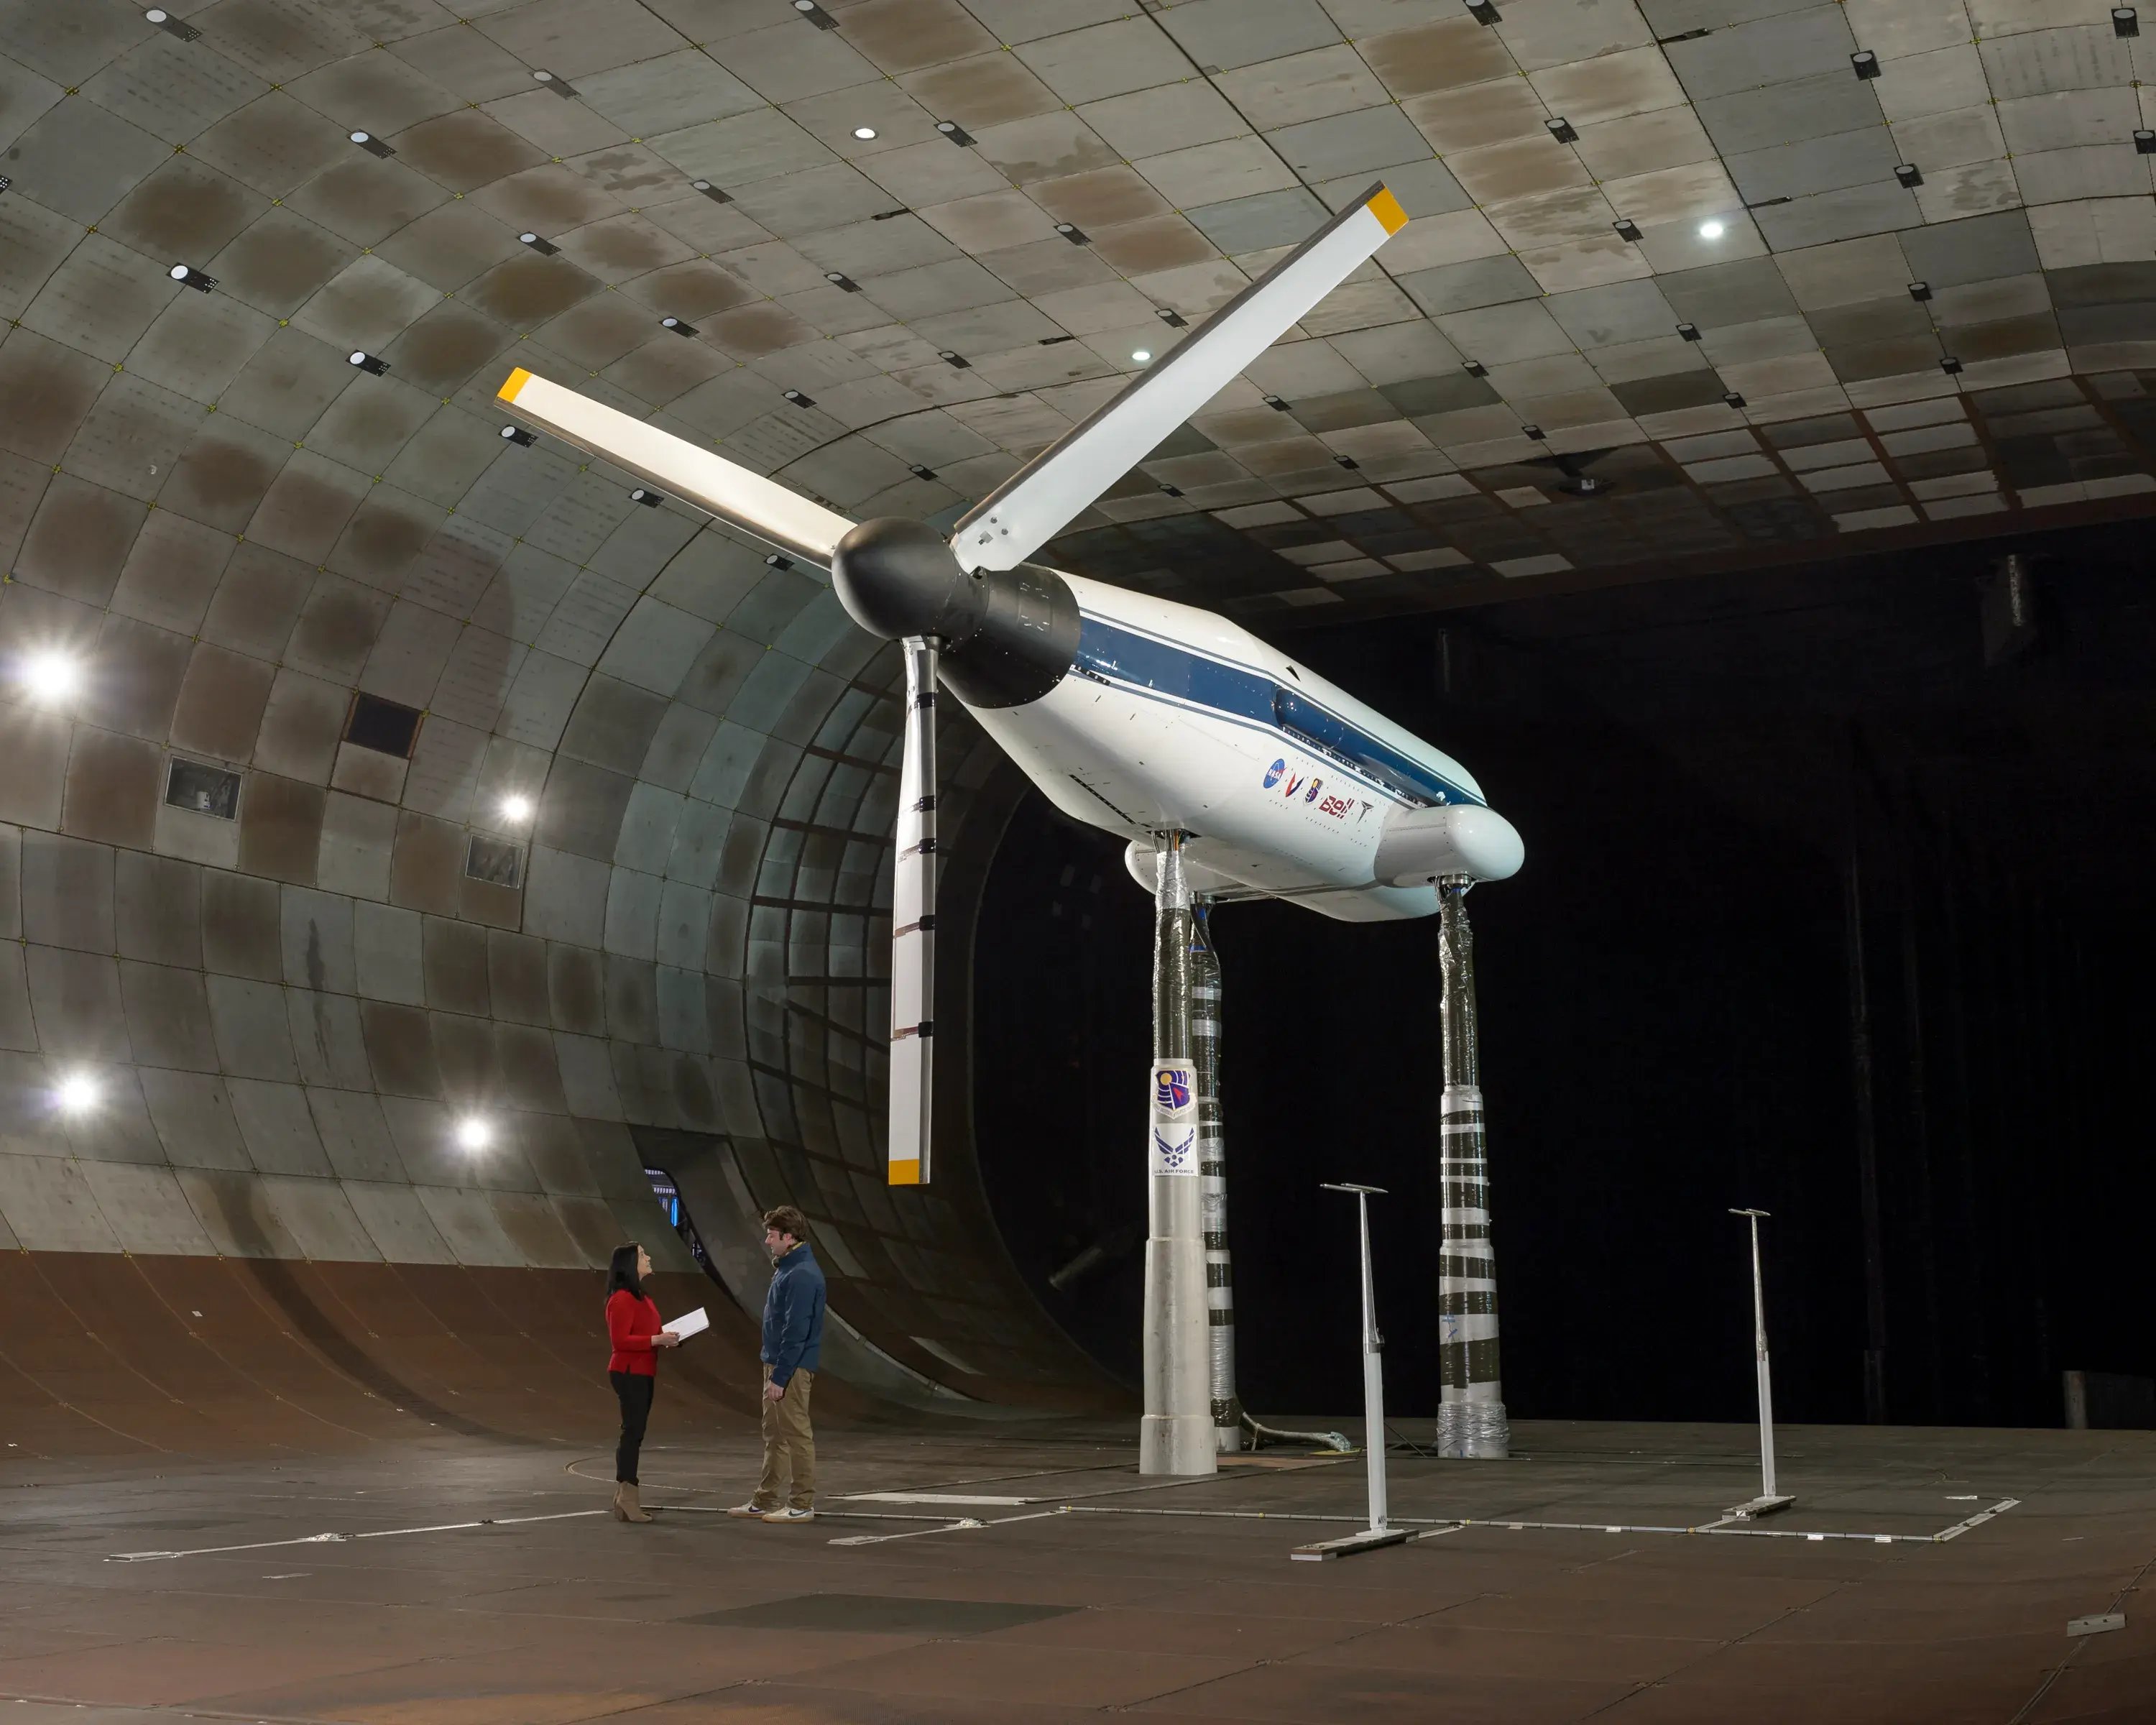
[972,521,2156,1434]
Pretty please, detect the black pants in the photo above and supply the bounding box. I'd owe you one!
[611,1371,654,1484]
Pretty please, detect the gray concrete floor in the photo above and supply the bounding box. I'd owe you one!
[1,1419,2150,1722]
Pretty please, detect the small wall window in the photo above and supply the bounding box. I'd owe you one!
[345,693,423,758]
[165,758,241,819]
[464,833,525,888]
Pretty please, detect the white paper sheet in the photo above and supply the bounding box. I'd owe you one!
[667,1306,709,1340]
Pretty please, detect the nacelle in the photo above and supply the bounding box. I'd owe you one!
[1373,804,1525,886]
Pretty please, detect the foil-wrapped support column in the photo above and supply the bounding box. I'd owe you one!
[1192,903,1242,1452]
[1436,874,1509,1460]
[1141,833,1217,1476]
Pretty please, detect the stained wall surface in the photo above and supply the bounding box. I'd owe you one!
[0,3,1120,1448]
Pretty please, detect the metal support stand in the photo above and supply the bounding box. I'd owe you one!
[1192,903,1243,1453]
[1725,1207,1793,1519]
[1141,832,1217,1477]
[1294,1184,1409,1560]
[1435,875,1509,1459]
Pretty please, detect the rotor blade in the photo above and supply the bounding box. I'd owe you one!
[497,368,852,566]
[949,183,1408,572]
[887,636,939,1186]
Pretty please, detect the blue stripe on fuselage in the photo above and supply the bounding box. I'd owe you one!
[1072,613,1480,809]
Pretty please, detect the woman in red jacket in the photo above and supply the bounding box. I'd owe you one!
[604,1243,677,1522]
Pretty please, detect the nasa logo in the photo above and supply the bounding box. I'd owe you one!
[1304,777,1324,804]
[1263,759,1286,789]
[1155,1069,1190,1110]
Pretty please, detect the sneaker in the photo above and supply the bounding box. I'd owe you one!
[760,1506,816,1524]
[726,1501,773,1519]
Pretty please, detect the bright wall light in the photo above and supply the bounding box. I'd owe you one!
[1698,219,1726,239]
[55,1070,100,1117]
[456,1116,494,1152]
[18,650,81,704]
[498,794,534,824]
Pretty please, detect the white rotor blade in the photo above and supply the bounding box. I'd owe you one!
[949,183,1409,573]
[887,636,939,1186]
[497,368,852,566]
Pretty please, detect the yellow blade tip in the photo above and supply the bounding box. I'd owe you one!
[1368,185,1408,235]
[498,367,533,402]
[888,1159,922,1187]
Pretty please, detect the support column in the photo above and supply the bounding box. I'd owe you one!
[1435,875,1509,1460]
[1191,903,1243,1452]
[1142,832,1217,1476]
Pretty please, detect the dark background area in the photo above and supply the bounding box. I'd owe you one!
[972,521,2156,1430]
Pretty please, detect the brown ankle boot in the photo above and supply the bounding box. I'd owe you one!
[611,1483,629,1522]
[621,1483,653,1523]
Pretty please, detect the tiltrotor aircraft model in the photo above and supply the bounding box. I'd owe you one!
[500,179,1525,1475]
[498,180,1522,1187]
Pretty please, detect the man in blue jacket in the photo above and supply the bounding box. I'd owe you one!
[729,1205,826,1524]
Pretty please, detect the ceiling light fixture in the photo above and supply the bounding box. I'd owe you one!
[1697,219,1726,239]
[1894,161,1925,185]
[19,650,81,705]
[456,1116,493,1152]
[1612,217,1642,242]
[348,350,389,374]
[1054,221,1089,245]
[1940,356,1963,375]
[852,125,878,140]
[2116,7,2140,37]
[517,231,558,254]
[689,179,732,203]
[935,120,975,147]
[168,263,215,291]
[499,794,534,824]
[532,68,578,96]
[145,8,201,38]
[783,388,816,406]
[824,270,862,292]
[349,129,395,158]
[1131,349,1152,364]
[630,487,663,507]
[54,1070,100,1118]
[499,424,535,446]
[1851,49,1879,77]
[937,349,970,368]
[1723,390,1747,409]
[1544,116,1577,144]
[660,316,699,336]
[794,0,839,27]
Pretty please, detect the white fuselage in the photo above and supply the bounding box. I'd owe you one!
[962,574,1492,923]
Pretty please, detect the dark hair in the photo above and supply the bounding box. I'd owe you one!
[606,1243,645,1302]
[762,1205,809,1245]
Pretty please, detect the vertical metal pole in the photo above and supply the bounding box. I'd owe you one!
[1358,1192,1387,1531]
[1846,827,1889,1422]
[1727,1206,1789,1516]
[1191,903,1242,1453]
[1142,832,1216,1476]
[1323,1182,1391,1533]
[1435,875,1508,1459]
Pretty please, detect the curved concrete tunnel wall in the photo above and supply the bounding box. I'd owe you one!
[0,5,1112,1456]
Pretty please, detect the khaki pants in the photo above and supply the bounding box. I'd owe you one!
[754,1365,815,1511]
